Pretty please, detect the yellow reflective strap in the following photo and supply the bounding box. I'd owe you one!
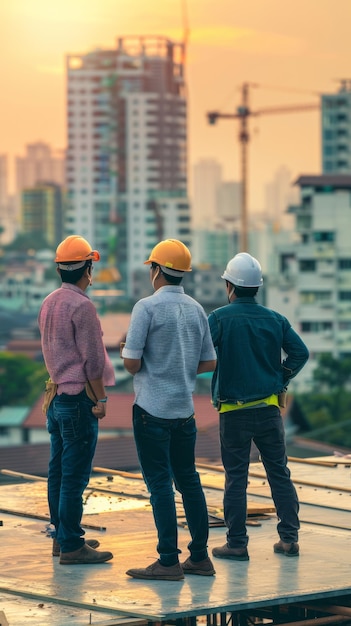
[219,394,279,413]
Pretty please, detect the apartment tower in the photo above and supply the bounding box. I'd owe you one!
[322,80,351,174]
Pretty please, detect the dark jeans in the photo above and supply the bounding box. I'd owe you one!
[220,405,299,549]
[133,403,209,566]
[46,390,98,553]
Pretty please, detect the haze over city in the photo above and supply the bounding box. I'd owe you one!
[2,0,351,207]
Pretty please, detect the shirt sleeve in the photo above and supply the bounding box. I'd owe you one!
[208,311,219,347]
[282,324,309,385]
[199,310,217,361]
[122,301,151,360]
[73,300,107,380]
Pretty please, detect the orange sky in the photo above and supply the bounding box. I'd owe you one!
[1,0,351,207]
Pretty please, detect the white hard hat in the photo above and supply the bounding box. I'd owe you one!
[221,253,263,287]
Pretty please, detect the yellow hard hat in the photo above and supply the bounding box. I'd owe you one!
[55,235,100,263]
[144,239,192,272]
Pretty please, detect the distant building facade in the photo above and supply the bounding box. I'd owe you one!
[0,154,10,243]
[15,142,65,193]
[193,159,222,228]
[264,166,298,230]
[21,183,64,246]
[268,174,351,388]
[216,180,241,226]
[322,80,351,174]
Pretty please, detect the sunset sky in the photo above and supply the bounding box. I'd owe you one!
[1,0,351,207]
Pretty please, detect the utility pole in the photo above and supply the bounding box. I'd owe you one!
[207,84,319,253]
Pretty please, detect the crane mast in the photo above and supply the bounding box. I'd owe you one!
[207,83,319,252]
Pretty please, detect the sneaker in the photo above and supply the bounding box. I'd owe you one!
[126,560,184,581]
[273,540,299,557]
[212,544,249,561]
[52,538,100,556]
[59,543,113,565]
[181,556,216,576]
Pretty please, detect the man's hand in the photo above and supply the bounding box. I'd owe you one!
[92,402,107,420]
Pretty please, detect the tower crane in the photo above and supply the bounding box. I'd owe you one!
[207,82,320,252]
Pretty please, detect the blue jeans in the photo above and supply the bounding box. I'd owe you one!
[46,390,98,553]
[220,406,299,549]
[133,404,209,566]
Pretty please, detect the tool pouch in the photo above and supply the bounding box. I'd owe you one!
[42,378,58,415]
[278,391,287,408]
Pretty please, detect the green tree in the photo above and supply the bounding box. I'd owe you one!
[3,232,51,253]
[312,353,351,392]
[297,354,351,448]
[0,352,47,407]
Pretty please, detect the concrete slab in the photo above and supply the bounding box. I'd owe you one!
[1,460,351,625]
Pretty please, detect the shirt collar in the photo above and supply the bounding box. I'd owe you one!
[153,285,185,295]
[61,282,89,299]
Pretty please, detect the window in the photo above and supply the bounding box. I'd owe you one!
[338,259,351,270]
[313,232,334,242]
[339,291,351,301]
[300,291,332,304]
[299,260,316,272]
[339,321,351,330]
[301,321,332,332]
[323,129,334,140]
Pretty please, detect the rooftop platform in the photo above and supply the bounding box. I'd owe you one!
[1,456,351,626]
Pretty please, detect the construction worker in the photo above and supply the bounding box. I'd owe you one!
[121,239,217,581]
[38,235,115,564]
[208,253,309,560]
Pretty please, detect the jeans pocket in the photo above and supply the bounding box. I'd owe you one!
[56,401,81,440]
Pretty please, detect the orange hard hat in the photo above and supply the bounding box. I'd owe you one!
[144,239,192,272]
[55,235,100,263]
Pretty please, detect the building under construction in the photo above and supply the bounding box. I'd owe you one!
[66,36,191,299]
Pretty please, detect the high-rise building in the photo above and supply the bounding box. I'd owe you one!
[322,80,351,174]
[0,155,8,242]
[66,36,191,298]
[21,183,64,247]
[216,180,241,225]
[15,142,65,193]
[192,159,222,228]
[0,155,17,244]
[264,166,298,230]
[0,155,7,209]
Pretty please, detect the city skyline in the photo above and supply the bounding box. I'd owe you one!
[1,0,351,207]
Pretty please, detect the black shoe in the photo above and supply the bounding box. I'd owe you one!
[212,544,249,561]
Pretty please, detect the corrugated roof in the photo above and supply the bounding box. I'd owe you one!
[0,406,29,426]
[0,426,221,476]
[24,393,219,431]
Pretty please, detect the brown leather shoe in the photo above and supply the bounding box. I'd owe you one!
[274,540,299,557]
[59,543,113,564]
[126,560,184,581]
[181,556,216,576]
[212,544,249,561]
[52,538,100,556]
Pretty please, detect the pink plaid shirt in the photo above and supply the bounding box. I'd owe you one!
[38,283,115,395]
